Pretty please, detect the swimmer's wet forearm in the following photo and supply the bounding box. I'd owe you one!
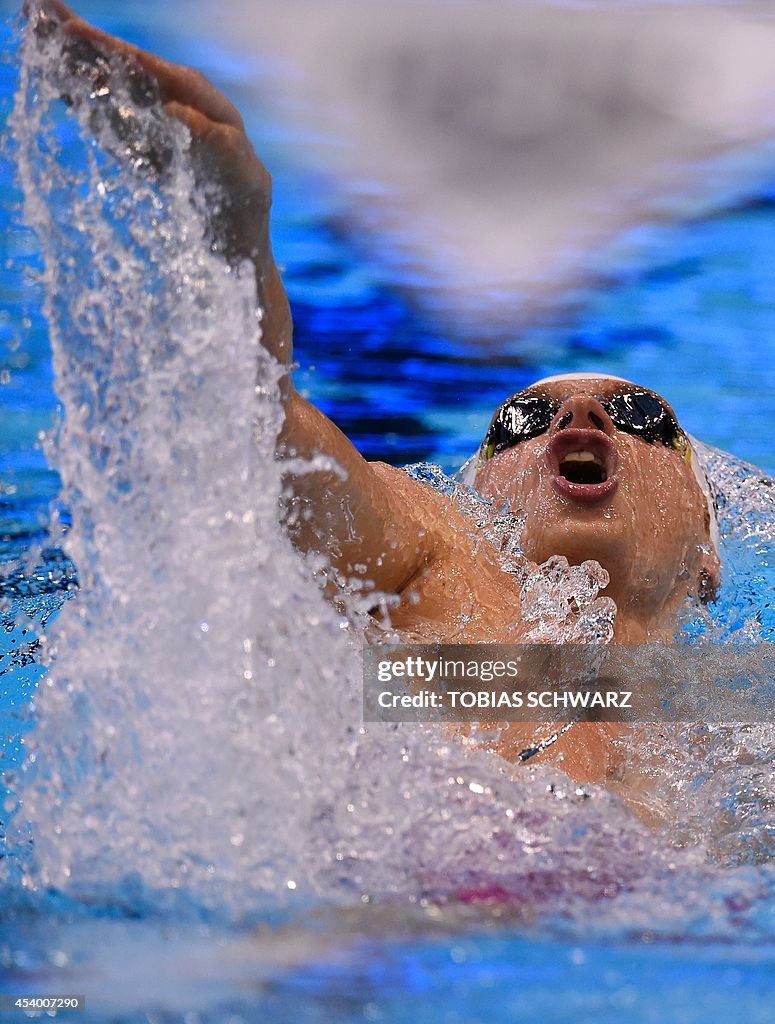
[279,393,442,594]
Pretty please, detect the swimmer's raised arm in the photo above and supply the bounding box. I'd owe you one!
[29,1,455,598]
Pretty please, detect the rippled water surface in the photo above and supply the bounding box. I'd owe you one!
[2,3,775,1022]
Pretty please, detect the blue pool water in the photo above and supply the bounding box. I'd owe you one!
[2,2,775,1022]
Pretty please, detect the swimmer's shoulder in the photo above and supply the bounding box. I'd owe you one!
[368,461,525,639]
[368,460,481,554]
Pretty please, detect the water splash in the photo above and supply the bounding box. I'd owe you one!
[10,8,363,913]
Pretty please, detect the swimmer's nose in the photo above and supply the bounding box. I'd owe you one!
[551,395,615,435]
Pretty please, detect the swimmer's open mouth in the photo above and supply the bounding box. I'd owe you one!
[547,429,619,503]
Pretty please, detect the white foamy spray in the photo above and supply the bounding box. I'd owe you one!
[11,7,367,912]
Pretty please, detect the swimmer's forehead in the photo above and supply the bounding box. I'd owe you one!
[503,375,681,420]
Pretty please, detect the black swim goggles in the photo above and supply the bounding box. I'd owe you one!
[480,384,688,462]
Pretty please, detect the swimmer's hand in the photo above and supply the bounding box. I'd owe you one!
[25,0,291,363]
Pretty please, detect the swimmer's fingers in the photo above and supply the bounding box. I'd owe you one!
[27,0,245,132]
[163,101,271,202]
[22,0,71,25]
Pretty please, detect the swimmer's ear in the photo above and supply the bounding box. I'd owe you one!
[698,550,721,605]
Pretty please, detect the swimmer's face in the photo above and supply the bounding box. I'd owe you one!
[475,379,720,608]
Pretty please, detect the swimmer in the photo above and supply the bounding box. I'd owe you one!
[27,2,722,788]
